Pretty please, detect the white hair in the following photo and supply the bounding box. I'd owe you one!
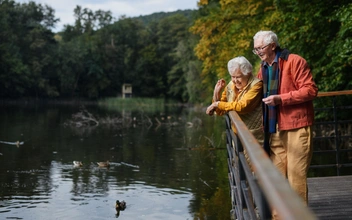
[227,56,252,76]
[253,30,280,47]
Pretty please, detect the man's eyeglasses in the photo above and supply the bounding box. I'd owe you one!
[252,43,271,54]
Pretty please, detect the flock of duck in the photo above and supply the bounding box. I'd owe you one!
[73,160,110,168]
[73,161,127,217]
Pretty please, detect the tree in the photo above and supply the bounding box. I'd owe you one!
[191,0,275,99]
[156,14,193,100]
[191,0,352,103]
[313,2,352,91]
[0,0,59,98]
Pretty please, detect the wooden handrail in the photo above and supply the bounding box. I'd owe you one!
[228,111,317,220]
[317,90,352,97]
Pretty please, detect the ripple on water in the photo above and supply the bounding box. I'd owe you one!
[1,161,194,219]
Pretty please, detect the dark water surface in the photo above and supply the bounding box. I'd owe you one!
[0,104,231,219]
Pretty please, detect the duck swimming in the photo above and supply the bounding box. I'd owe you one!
[73,161,83,167]
[115,200,126,218]
[97,160,110,167]
[115,200,126,211]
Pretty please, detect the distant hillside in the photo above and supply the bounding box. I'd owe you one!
[133,9,196,25]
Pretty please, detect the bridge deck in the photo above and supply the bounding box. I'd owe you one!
[308,175,352,219]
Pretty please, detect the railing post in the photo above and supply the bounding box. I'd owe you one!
[313,90,352,174]
[226,115,237,219]
[332,96,341,175]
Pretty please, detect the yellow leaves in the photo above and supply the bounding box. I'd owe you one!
[191,0,278,101]
[194,39,211,59]
[219,0,234,8]
[260,10,281,30]
[198,0,209,6]
[190,19,216,38]
[262,4,275,12]
[220,0,265,16]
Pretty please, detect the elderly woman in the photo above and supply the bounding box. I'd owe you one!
[206,56,263,145]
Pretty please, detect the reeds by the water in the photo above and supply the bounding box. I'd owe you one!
[98,97,181,112]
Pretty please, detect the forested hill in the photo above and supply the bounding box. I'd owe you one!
[134,9,195,25]
[0,0,351,104]
[0,0,202,101]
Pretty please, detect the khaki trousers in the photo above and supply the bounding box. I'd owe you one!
[270,126,313,204]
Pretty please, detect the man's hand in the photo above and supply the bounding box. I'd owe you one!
[262,95,282,106]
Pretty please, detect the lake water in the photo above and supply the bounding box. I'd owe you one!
[0,103,231,220]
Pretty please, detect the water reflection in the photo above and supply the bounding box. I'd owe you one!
[0,104,230,219]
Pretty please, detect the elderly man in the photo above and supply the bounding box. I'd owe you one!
[252,30,318,209]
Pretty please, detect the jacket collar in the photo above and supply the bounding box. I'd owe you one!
[261,48,290,66]
[279,48,290,60]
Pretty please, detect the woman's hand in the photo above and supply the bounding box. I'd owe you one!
[213,79,226,101]
[206,101,219,116]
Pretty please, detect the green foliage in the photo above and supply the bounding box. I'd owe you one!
[191,0,352,104]
[316,3,352,91]
[0,0,59,98]
[56,9,202,101]
[190,0,275,100]
[134,10,195,25]
[1,0,351,103]
[157,14,194,100]
[268,1,352,93]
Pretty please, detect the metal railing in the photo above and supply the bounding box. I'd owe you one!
[226,112,316,220]
[226,90,352,219]
[311,90,352,175]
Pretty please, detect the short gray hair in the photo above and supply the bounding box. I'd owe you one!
[253,30,280,47]
[227,56,252,76]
